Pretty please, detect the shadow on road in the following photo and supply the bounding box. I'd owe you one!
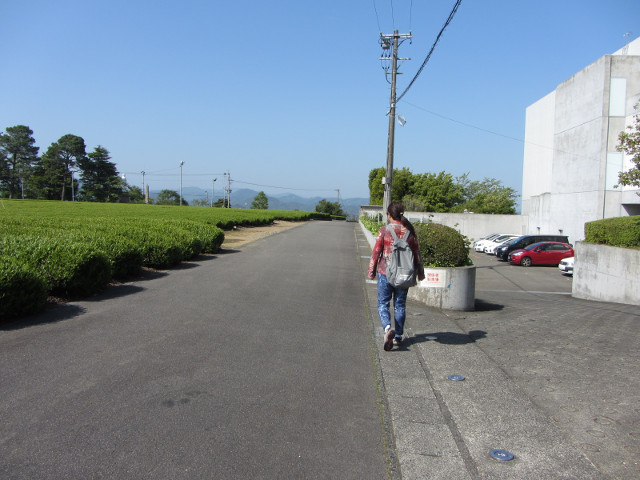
[411,330,487,346]
[1,303,86,331]
[474,299,504,311]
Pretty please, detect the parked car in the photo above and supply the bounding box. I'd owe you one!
[483,234,519,254]
[508,242,574,267]
[475,233,514,252]
[495,234,570,261]
[473,233,502,252]
[558,256,574,275]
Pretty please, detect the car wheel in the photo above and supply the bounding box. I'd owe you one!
[520,257,532,267]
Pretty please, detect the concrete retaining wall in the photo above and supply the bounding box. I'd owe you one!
[360,206,529,244]
[572,242,640,306]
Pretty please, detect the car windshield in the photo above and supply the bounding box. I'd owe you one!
[524,242,544,250]
[505,237,521,246]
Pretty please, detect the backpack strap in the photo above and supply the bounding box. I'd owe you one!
[387,224,398,241]
[387,224,404,241]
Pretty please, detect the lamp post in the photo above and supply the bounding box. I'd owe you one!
[179,161,184,206]
[212,178,217,207]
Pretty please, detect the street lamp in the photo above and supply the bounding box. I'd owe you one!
[179,161,184,206]
[212,178,217,207]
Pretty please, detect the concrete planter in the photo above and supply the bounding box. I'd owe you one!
[360,221,476,311]
[408,266,476,311]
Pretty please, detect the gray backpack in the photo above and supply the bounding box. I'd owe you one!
[386,225,417,288]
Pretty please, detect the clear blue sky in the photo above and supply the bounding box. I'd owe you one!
[2,1,639,201]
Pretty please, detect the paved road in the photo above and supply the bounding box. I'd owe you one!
[356,225,639,480]
[3,222,639,480]
[1,221,388,479]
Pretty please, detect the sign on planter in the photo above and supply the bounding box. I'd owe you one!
[422,269,448,288]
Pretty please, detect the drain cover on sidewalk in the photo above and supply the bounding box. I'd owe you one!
[489,449,514,461]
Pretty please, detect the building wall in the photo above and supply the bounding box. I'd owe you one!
[522,37,640,242]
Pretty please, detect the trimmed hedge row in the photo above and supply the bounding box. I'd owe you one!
[1,200,324,321]
[0,258,48,319]
[584,216,640,248]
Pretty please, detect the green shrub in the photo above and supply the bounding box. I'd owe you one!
[414,223,471,267]
[360,216,383,236]
[0,258,48,321]
[584,216,640,248]
[1,236,112,298]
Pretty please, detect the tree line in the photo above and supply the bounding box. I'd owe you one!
[368,167,519,214]
[0,125,143,203]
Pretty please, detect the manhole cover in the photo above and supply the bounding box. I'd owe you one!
[489,449,514,461]
[448,374,465,381]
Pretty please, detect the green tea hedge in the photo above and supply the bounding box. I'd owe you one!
[0,200,316,321]
[0,258,48,320]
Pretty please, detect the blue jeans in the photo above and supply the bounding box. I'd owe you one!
[377,273,408,337]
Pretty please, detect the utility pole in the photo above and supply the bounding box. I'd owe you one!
[141,171,147,204]
[179,161,184,206]
[380,30,411,221]
[224,171,231,208]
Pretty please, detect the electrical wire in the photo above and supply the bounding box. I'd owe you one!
[403,100,603,162]
[390,0,395,29]
[233,179,336,192]
[397,0,462,103]
[372,0,382,32]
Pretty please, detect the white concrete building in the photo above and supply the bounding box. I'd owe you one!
[522,36,640,243]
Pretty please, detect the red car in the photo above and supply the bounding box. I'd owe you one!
[508,242,574,267]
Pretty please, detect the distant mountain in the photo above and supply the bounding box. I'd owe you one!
[149,187,369,219]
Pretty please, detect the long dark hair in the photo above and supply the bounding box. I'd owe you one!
[388,201,416,237]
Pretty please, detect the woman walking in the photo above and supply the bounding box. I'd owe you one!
[367,202,425,351]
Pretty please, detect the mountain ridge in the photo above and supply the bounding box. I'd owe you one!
[149,187,369,218]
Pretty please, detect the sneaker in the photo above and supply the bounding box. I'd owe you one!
[384,328,395,351]
[394,336,402,347]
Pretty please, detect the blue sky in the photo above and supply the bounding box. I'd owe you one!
[1,1,639,201]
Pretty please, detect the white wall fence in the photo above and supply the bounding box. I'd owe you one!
[359,206,530,243]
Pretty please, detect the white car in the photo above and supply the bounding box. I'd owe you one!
[483,234,519,254]
[473,233,502,252]
[558,256,574,275]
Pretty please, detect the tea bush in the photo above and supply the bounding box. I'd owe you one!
[0,200,320,321]
[0,258,48,320]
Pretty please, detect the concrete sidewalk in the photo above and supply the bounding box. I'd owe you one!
[355,225,639,480]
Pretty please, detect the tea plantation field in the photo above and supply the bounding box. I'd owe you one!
[0,200,326,320]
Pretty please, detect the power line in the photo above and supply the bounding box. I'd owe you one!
[372,0,382,32]
[232,179,336,192]
[390,0,395,29]
[396,0,462,103]
[403,100,602,162]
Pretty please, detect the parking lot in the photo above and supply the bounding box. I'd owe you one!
[470,248,573,296]
[442,249,639,479]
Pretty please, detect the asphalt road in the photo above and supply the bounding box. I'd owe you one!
[1,221,388,480]
[3,222,639,480]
